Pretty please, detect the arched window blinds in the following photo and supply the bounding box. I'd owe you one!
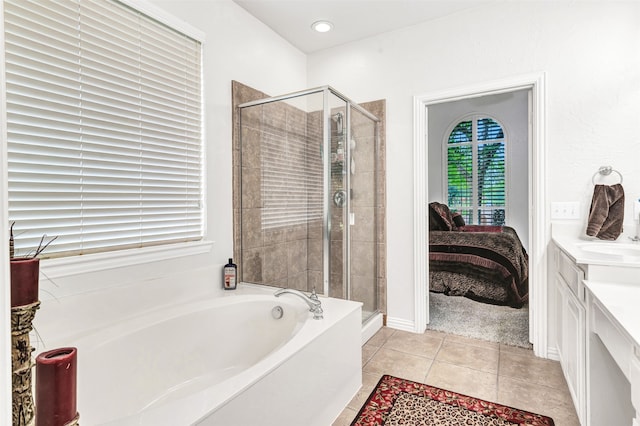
[5,0,203,258]
[446,116,506,226]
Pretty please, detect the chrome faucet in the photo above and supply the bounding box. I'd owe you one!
[274,288,324,320]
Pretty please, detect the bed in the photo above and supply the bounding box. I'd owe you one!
[428,202,529,308]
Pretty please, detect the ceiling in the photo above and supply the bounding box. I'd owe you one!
[233,0,495,53]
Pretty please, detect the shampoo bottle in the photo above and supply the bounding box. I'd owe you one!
[223,258,237,290]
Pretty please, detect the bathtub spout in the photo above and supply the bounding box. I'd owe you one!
[274,288,324,320]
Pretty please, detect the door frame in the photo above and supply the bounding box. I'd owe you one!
[413,72,548,357]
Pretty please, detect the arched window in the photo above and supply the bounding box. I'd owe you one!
[445,115,506,225]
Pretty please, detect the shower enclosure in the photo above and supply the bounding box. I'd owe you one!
[237,86,380,324]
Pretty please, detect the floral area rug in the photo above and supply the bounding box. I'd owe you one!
[351,375,555,426]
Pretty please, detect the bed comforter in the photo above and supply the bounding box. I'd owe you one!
[429,226,528,308]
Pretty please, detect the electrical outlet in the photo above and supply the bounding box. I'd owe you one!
[551,202,580,219]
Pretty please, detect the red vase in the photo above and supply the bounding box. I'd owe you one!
[10,257,40,307]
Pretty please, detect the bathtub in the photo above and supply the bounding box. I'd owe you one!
[42,285,362,425]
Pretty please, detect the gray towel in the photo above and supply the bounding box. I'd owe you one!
[586,184,624,240]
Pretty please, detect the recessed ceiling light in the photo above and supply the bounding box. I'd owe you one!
[311,20,333,33]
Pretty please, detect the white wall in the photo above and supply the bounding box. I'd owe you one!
[307,1,640,327]
[427,90,529,250]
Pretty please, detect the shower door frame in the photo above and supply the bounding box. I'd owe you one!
[238,86,380,308]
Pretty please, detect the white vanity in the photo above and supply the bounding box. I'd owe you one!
[552,233,640,425]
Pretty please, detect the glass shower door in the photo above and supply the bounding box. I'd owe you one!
[238,92,327,294]
[236,85,380,324]
[327,94,348,299]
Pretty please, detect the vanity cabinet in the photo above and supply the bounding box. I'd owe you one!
[554,246,586,424]
[553,234,640,426]
[586,285,639,426]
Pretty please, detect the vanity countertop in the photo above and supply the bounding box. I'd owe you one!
[586,280,640,350]
[552,234,640,268]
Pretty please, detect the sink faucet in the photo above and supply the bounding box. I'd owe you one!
[274,288,324,320]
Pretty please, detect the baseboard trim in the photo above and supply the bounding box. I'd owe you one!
[546,345,560,361]
[386,316,417,333]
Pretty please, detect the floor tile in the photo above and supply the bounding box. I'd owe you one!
[346,371,382,411]
[361,343,378,365]
[382,329,443,358]
[423,329,449,340]
[499,350,567,390]
[436,339,500,374]
[497,375,578,426]
[332,407,356,426]
[500,342,536,356]
[425,360,498,402]
[366,327,395,347]
[363,347,432,383]
[444,333,500,351]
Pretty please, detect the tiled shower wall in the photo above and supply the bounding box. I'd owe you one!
[231,81,387,315]
[347,105,382,315]
[360,100,386,316]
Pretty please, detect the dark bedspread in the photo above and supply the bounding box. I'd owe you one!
[429,226,528,308]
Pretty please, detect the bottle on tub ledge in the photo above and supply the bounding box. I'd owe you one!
[223,258,238,290]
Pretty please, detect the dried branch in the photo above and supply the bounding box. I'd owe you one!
[9,223,58,259]
[33,234,58,258]
[9,222,15,259]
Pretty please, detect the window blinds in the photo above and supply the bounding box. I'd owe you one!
[5,0,203,257]
[447,117,506,226]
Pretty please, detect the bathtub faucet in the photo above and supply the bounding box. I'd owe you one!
[274,288,324,320]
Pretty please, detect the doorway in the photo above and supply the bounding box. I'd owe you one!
[413,73,548,357]
[426,91,530,347]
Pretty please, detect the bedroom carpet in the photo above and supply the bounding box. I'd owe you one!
[350,374,555,426]
[427,292,531,349]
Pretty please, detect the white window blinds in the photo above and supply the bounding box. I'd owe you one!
[446,116,506,226]
[5,0,203,258]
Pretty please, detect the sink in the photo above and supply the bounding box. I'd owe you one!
[578,242,640,257]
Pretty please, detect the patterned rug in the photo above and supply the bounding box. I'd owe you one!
[351,375,555,426]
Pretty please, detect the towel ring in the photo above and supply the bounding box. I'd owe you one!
[591,166,623,184]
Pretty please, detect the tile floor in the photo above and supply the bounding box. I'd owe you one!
[333,327,580,426]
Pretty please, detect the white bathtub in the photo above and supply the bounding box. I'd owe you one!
[44,286,362,425]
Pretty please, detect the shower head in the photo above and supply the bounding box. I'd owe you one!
[332,112,343,135]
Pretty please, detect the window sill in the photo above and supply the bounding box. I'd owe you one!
[41,240,214,280]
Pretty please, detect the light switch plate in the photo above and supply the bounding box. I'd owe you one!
[551,201,580,219]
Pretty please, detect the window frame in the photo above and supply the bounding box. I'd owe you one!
[442,114,509,225]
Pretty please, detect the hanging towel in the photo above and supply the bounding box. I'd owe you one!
[586,184,625,240]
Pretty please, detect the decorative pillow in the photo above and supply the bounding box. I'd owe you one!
[452,212,465,228]
[428,202,456,231]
